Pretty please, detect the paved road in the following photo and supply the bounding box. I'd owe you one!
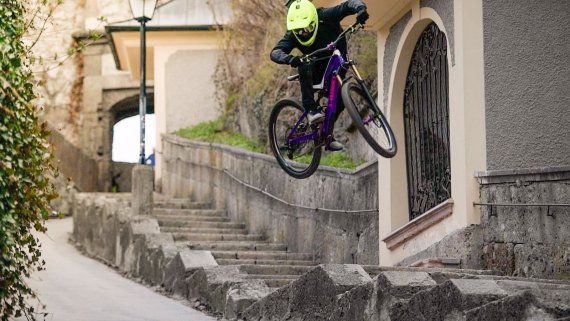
[22,217,217,321]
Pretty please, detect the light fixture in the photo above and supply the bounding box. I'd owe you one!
[129,0,158,22]
[129,0,158,165]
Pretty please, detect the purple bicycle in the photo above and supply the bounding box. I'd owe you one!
[269,22,397,179]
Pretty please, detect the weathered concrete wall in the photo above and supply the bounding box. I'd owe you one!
[478,167,570,280]
[165,50,220,133]
[161,134,379,265]
[50,126,99,192]
[483,0,570,170]
[71,193,272,319]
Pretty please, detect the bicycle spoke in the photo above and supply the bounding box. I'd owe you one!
[269,99,322,178]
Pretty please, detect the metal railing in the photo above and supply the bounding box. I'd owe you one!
[473,202,570,217]
[222,169,378,214]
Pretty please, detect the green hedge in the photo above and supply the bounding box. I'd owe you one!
[0,1,57,319]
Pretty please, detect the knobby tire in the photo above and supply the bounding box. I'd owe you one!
[268,99,322,179]
[341,80,397,158]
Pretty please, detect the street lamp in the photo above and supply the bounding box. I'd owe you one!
[129,0,157,164]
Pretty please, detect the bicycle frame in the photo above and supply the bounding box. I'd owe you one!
[287,49,345,150]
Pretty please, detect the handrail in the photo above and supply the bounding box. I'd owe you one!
[473,202,570,217]
[222,169,378,214]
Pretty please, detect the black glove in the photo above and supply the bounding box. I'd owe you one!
[357,8,369,25]
[289,56,303,68]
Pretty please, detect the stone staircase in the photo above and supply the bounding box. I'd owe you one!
[242,264,570,321]
[153,199,317,288]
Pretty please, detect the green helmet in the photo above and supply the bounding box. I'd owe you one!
[287,0,318,46]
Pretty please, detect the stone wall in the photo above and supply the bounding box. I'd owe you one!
[49,126,99,192]
[477,167,570,280]
[161,134,379,265]
[396,167,570,280]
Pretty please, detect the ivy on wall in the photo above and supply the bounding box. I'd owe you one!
[0,0,58,319]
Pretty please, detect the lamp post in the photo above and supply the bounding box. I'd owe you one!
[129,0,157,164]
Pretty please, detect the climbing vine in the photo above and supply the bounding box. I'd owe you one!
[0,0,58,319]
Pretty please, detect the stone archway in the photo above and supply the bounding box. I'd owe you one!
[106,93,155,192]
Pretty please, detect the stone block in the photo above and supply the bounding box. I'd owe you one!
[131,165,154,216]
[465,290,570,321]
[390,279,508,321]
[397,225,484,270]
[513,244,570,279]
[482,242,515,276]
[329,281,374,321]
[186,265,246,313]
[243,264,371,321]
[225,281,274,320]
[137,233,174,285]
[332,270,438,321]
[163,249,218,298]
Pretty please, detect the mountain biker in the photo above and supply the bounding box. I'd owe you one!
[270,0,369,151]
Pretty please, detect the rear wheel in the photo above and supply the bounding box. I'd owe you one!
[341,80,397,158]
[268,99,322,179]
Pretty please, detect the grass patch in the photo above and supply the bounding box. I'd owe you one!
[297,152,365,170]
[176,119,365,169]
[176,118,265,153]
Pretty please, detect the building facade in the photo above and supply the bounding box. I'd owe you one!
[318,0,569,277]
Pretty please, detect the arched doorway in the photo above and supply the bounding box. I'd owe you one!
[403,22,451,220]
[107,93,155,192]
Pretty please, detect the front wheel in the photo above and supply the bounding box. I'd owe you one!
[341,80,397,158]
[268,99,322,179]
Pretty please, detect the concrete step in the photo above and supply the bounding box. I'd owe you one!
[182,241,288,252]
[217,259,317,266]
[159,220,245,229]
[172,233,265,242]
[239,264,313,276]
[211,251,313,261]
[264,278,297,288]
[154,200,210,209]
[245,274,299,288]
[160,227,248,235]
[361,265,502,278]
[153,209,226,217]
[156,216,230,225]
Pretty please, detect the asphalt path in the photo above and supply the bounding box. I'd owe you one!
[19,217,217,321]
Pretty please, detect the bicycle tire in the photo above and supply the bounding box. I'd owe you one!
[341,80,397,158]
[268,98,322,179]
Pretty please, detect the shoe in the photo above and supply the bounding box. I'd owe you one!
[328,139,344,151]
[307,109,324,124]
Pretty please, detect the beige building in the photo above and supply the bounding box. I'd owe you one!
[106,0,231,189]
[317,0,569,274]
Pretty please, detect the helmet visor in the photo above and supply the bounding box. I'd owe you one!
[294,21,316,39]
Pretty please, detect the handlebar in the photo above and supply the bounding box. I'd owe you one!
[300,22,363,63]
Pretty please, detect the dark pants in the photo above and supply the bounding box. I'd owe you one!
[298,61,345,123]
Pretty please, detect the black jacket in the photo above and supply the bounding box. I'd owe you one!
[270,0,367,65]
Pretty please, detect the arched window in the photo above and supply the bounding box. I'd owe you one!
[403,22,451,220]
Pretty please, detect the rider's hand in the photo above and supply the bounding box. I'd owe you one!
[289,56,303,68]
[357,9,369,25]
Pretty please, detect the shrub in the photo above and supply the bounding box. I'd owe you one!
[0,1,57,319]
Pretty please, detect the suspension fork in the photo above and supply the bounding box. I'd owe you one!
[350,63,381,114]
